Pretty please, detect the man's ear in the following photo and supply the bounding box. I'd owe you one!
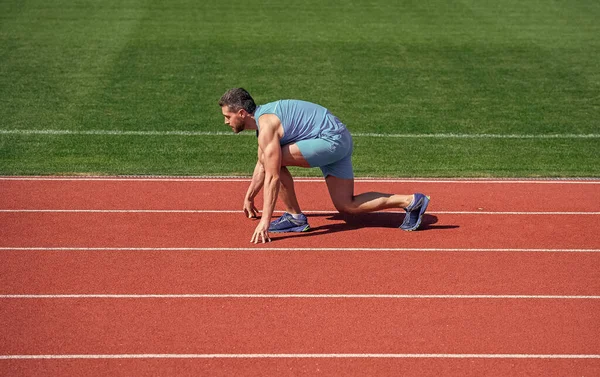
[238,109,247,118]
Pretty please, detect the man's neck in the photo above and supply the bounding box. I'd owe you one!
[245,114,258,130]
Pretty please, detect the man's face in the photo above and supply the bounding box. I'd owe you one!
[221,106,246,133]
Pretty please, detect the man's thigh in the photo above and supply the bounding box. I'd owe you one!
[294,134,351,166]
[279,131,354,178]
[279,137,339,168]
[280,143,311,168]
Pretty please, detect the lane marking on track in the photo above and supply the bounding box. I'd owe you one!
[1,177,599,184]
[1,209,599,215]
[1,247,599,253]
[0,353,599,359]
[2,128,599,139]
[1,294,599,299]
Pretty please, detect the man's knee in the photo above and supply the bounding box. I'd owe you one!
[332,198,360,215]
[326,175,356,214]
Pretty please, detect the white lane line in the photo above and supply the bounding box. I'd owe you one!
[0,353,598,360]
[2,128,599,139]
[1,177,599,184]
[1,247,599,253]
[1,209,598,215]
[0,209,243,213]
[1,294,598,299]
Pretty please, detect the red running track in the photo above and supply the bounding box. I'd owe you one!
[0,177,599,376]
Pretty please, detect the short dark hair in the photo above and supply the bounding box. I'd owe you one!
[218,88,257,114]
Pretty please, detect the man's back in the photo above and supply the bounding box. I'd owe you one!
[254,100,347,145]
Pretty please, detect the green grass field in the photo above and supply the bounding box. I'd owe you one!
[1,0,599,177]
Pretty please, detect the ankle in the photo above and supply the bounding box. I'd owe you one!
[405,195,416,209]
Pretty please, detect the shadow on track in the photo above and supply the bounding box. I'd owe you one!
[271,212,459,242]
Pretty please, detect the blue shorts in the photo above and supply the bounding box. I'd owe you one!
[294,128,354,179]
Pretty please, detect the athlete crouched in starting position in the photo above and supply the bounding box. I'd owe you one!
[218,88,430,244]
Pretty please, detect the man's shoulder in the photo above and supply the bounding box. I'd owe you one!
[257,112,279,124]
[254,101,279,117]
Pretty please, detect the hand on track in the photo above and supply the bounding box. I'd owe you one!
[243,199,259,219]
[251,220,271,244]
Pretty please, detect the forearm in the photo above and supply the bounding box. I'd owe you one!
[245,161,265,200]
[261,173,280,224]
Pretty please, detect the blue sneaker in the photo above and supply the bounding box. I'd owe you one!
[269,212,310,233]
[400,193,430,231]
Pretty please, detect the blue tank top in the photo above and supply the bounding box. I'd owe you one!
[253,100,346,145]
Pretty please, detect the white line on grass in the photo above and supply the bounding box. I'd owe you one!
[1,176,599,184]
[2,129,600,139]
[1,294,598,299]
[1,209,598,215]
[0,353,598,360]
[1,247,598,253]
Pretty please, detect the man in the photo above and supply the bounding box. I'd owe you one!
[218,88,430,244]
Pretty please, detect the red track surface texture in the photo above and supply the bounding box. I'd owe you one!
[1,177,599,376]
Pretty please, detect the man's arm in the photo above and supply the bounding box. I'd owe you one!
[243,150,265,218]
[250,115,282,244]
